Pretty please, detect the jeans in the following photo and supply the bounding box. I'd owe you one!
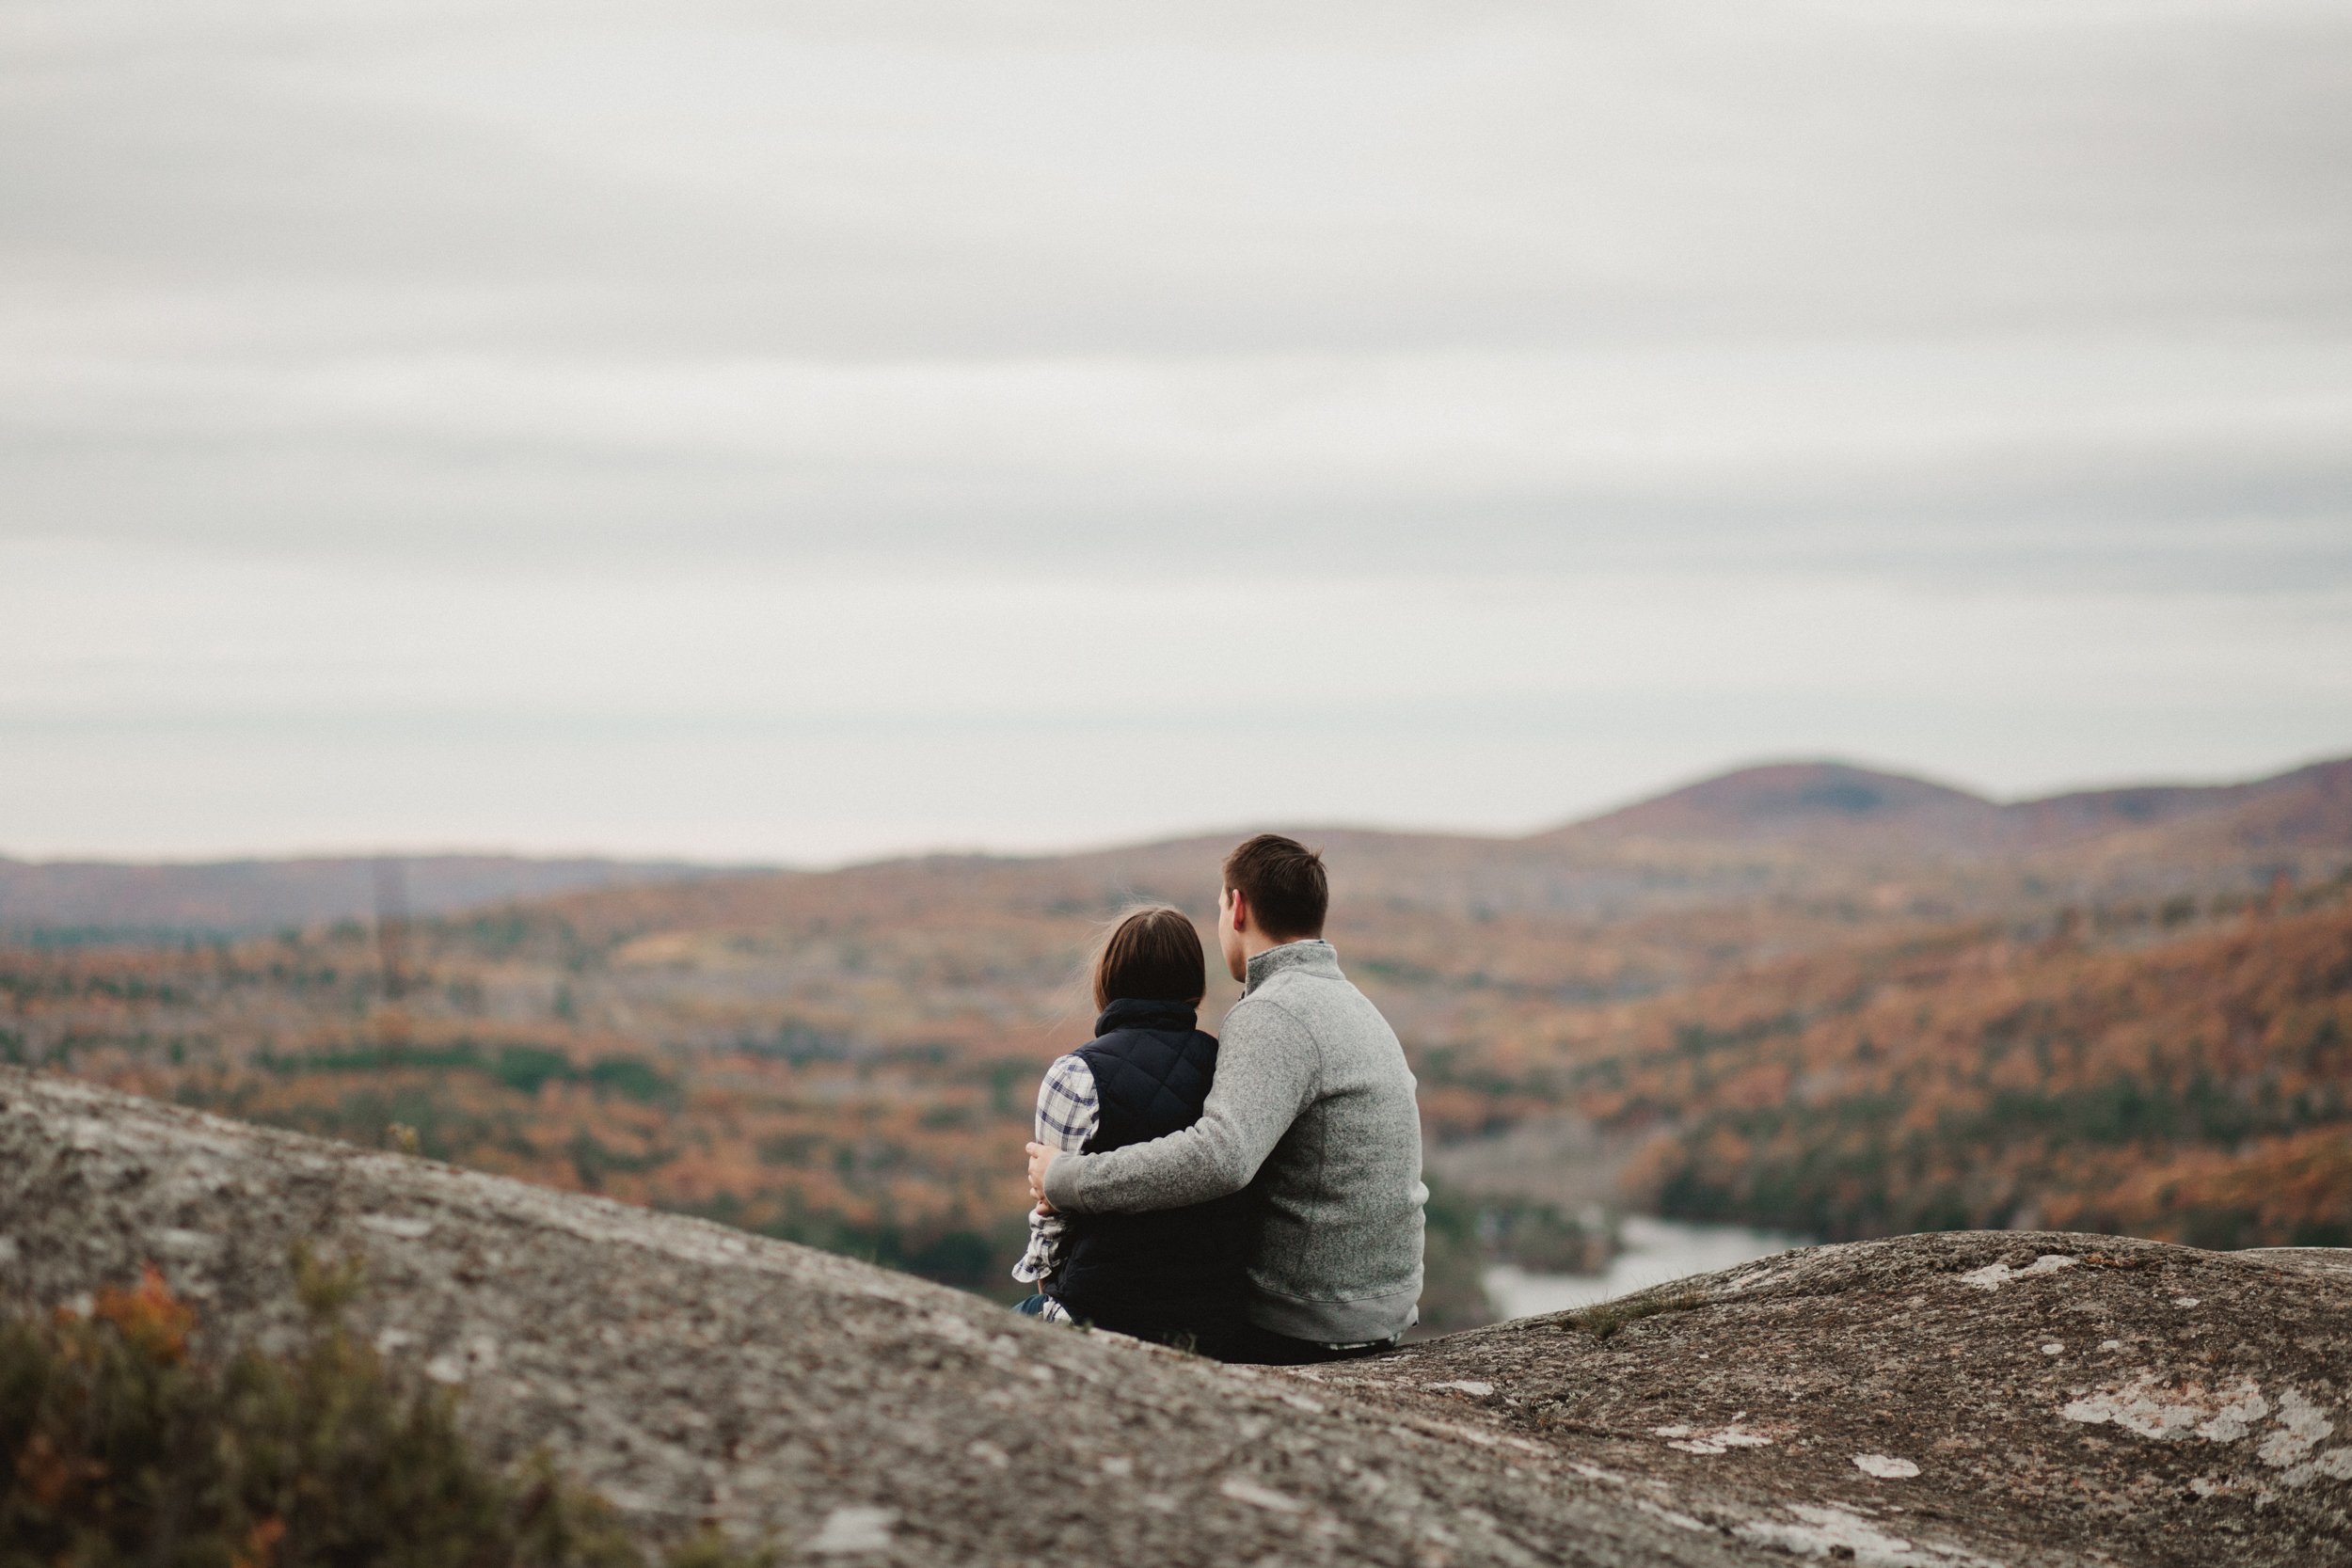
[1012,1293,1239,1360]
[1221,1321,1400,1367]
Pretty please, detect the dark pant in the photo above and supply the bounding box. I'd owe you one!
[1220,1321,1400,1367]
[1014,1294,1238,1359]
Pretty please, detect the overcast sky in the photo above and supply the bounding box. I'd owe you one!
[4,0,2348,863]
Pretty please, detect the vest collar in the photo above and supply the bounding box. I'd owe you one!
[1243,939,1339,995]
[1094,996,1199,1036]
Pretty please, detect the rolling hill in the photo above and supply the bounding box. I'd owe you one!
[1553,754,2352,861]
[5,752,2346,941]
[0,854,760,939]
[2,751,2346,1310]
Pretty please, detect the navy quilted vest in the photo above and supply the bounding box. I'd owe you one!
[1051,998,1251,1354]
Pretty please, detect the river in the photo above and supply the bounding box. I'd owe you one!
[1485,1214,1812,1322]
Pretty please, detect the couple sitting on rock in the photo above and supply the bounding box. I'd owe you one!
[1014,834,1427,1365]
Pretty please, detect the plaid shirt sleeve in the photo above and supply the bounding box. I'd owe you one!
[1010,1053,1096,1290]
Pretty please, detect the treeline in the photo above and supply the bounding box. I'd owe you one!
[255,1040,674,1103]
[8,854,2347,1307]
[1580,897,2352,1247]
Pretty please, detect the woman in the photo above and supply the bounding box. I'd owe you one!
[1010,905,1249,1357]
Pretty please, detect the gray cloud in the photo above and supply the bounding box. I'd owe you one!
[2,0,2347,858]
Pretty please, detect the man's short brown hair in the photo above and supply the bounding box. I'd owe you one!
[1093,905,1208,1009]
[1222,833,1327,941]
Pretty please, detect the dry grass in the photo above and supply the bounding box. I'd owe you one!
[1563,1290,1706,1341]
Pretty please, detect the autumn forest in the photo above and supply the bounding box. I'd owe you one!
[5,756,2348,1324]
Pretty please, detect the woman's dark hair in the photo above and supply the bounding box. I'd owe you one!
[1092,905,1207,1009]
[1222,833,1327,941]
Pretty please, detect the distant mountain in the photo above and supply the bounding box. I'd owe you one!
[0,854,760,937]
[1551,762,2006,851]
[2114,756,2352,855]
[4,753,2344,939]
[1547,753,2352,861]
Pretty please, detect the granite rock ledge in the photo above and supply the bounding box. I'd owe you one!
[2,1067,2344,1567]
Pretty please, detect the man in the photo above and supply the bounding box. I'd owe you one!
[1026,833,1426,1364]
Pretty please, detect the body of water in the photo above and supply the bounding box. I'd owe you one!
[1485,1215,1810,1322]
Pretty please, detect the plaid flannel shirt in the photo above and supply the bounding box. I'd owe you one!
[1009,1053,1097,1320]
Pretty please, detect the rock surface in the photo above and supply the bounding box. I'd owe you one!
[1353,1236,2350,1566]
[3,1067,2345,1567]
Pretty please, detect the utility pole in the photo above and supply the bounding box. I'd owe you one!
[373,857,411,1047]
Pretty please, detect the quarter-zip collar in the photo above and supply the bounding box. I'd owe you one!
[1243,939,1340,997]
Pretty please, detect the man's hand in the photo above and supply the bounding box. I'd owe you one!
[1025,1142,1061,1212]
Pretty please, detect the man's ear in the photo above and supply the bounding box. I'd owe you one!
[1228,887,1248,933]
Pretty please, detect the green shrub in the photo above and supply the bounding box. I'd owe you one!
[1416,1180,1496,1330]
[585,1058,671,1104]
[0,1247,763,1568]
[493,1046,577,1097]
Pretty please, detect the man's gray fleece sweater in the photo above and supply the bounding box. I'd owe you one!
[1041,940,1426,1343]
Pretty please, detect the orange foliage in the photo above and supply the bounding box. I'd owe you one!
[231,1516,288,1568]
[7,839,2347,1273]
[1569,900,2352,1244]
[91,1263,194,1365]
